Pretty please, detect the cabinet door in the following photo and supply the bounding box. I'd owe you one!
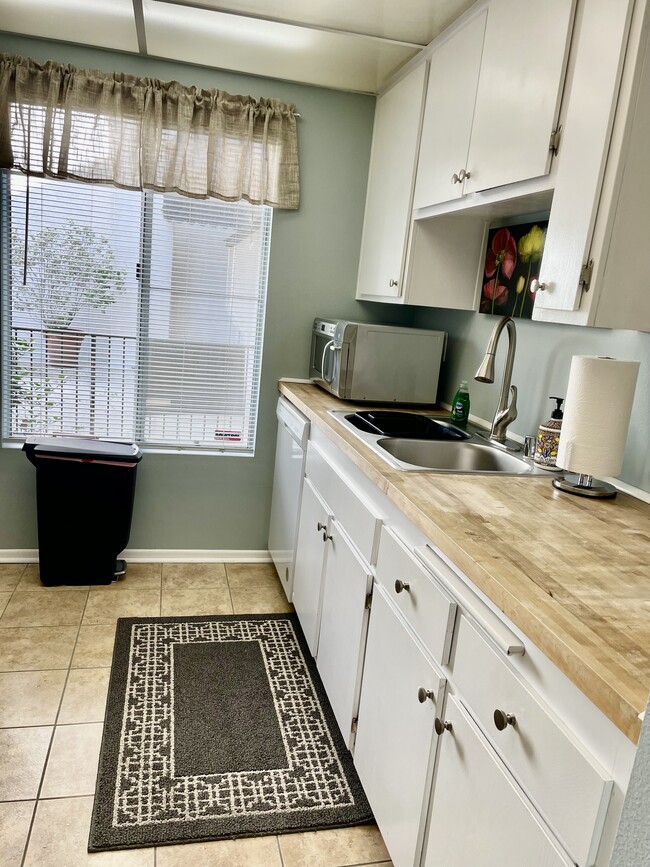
[356,63,427,301]
[533,0,634,318]
[316,520,372,745]
[354,586,445,867]
[292,477,331,656]
[413,11,486,210]
[423,696,574,867]
[463,0,574,195]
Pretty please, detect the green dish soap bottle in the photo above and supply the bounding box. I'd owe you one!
[451,380,470,424]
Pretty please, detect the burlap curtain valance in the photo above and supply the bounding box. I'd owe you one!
[0,54,299,208]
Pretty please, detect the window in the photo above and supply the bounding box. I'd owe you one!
[1,170,272,453]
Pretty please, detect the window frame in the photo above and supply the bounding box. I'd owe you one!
[0,169,273,456]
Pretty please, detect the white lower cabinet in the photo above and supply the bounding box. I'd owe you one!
[291,429,627,867]
[452,616,612,866]
[292,442,382,744]
[316,520,373,746]
[354,586,445,867]
[292,477,331,656]
[423,694,574,867]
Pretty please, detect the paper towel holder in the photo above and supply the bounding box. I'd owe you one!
[552,473,617,498]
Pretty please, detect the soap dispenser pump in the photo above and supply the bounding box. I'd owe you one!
[534,397,564,468]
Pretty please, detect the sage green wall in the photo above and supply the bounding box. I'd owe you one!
[0,33,404,550]
[412,308,650,493]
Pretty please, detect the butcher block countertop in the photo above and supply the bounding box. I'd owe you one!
[279,382,650,744]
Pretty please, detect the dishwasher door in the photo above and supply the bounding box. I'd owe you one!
[268,397,309,601]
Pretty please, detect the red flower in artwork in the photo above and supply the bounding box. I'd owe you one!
[485,228,517,280]
[483,279,508,306]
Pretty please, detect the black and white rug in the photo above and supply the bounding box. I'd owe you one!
[89,614,373,851]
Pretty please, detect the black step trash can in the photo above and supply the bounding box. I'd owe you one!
[23,437,143,586]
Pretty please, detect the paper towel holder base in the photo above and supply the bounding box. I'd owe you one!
[553,473,617,499]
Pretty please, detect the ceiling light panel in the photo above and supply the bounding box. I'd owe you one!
[156,0,475,45]
[0,0,139,53]
[143,0,421,92]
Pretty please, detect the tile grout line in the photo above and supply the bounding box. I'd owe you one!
[19,583,92,867]
[0,564,27,615]
[276,834,286,867]
[223,563,237,614]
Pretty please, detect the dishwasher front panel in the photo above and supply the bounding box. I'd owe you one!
[268,398,309,600]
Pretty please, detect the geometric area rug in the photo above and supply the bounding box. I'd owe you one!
[89,614,373,851]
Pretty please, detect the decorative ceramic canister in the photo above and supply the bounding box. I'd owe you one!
[534,397,564,468]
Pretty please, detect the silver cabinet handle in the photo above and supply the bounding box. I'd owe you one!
[415,545,525,657]
[322,531,332,542]
[530,279,547,293]
[458,168,470,181]
[394,579,410,594]
[418,687,435,704]
[389,278,399,287]
[493,709,516,731]
[451,172,461,184]
[434,717,452,735]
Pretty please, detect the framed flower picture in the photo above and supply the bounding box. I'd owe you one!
[479,220,548,318]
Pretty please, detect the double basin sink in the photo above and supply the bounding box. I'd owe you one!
[329,410,546,475]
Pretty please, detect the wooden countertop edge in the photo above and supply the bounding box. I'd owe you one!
[279,382,646,743]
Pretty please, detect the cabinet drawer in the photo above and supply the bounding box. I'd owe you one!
[306,442,382,565]
[376,527,457,665]
[453,616,612,867]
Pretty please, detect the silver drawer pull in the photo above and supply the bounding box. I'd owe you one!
[394,579,410,594]
[493,709,516,731]
[435,717,452,735]
[418,687,435,704]
[415,545,525,657]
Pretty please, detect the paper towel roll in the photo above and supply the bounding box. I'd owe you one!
[557,356,640,478]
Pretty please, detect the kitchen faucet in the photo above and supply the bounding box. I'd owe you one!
[475,315,518,447]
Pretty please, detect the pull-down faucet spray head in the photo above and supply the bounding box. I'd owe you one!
[474,352,496,384]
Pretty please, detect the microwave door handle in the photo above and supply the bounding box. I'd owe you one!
[322,340,336,383]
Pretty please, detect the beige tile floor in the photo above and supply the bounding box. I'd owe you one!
[0,562,392,867]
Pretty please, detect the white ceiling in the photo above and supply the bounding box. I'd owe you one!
[0,0,475,93]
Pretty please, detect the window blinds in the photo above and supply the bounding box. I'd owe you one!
[2,171,272,453]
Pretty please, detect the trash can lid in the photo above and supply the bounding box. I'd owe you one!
[24,437,142,464]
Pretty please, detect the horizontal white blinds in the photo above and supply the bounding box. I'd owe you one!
[2,170,272,452]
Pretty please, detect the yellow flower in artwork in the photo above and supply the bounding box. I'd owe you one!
[518,224,546,263]
[516,275,526,295]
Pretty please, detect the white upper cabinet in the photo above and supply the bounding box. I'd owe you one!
[533,0,650,330]
[414,0,574,212]
[462,0,574,195]
[413,11,487,210]
[356,62,428,301]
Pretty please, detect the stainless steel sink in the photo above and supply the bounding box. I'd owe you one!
[328,409,550,475]
[376,438,533,474]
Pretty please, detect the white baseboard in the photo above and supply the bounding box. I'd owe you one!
[0,549,272,564]
[0,550,40,563]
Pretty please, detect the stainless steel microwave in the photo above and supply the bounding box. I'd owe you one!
[309,318,447,403]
